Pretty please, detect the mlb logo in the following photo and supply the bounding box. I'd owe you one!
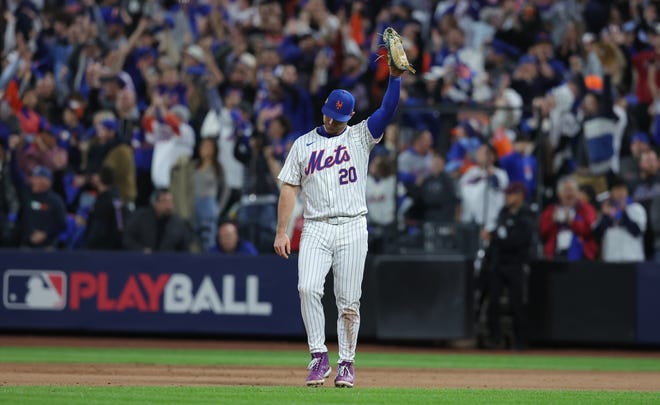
[3,270,67,310]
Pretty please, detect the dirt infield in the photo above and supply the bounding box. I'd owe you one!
[1,336,660,390]
[2,363,660,390]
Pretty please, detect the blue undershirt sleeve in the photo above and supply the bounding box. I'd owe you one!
[398,172,416,187]
[620,210,643,237]
[367,76,401,139]
[591,215,612,240]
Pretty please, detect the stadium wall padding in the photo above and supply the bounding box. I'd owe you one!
[637,262,660,344]
[322,255,473,341]
[2,250,660,345]
[528,261,637,344]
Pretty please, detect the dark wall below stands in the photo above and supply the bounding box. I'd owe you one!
[637,263,660,344]
[528,261,637,344]
[323,256,473,341]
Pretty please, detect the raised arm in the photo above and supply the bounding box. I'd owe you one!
[205,81,224,115]
[366,72,402,139]
[0,51,20,90]
[114,18,150,73]
[366,27,412,137]
[601,74,615,117]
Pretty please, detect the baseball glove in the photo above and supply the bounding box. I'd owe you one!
[383,27,416,74]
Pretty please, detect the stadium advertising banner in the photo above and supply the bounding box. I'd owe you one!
[0,251,305,336]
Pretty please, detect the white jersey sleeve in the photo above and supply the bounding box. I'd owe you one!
[278,140,302,186]
[351,120,382,153]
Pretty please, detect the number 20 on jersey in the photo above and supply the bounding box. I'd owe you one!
[339,167,357,184]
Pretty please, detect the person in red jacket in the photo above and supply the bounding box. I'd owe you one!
[540,176,598,260]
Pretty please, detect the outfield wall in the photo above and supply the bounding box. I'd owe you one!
[0,249,658,345]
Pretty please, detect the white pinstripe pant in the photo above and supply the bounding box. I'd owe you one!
[298,216,368,363]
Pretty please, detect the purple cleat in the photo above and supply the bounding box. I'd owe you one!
[306,352,331,387]
[334,361,354,388]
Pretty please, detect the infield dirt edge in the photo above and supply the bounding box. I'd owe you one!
[2,363,660,391]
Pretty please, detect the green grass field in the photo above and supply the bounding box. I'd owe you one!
[1,386,660,405]
[3,346,660,371]
[1,345,659,404]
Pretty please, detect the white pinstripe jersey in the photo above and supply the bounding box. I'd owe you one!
[278,120,382,220]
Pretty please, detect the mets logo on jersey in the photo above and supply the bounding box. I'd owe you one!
[3,270,67,310]
[305,145,351,175]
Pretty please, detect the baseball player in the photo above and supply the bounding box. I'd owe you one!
[273,53,407,387]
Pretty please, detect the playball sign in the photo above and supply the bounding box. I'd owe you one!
[0,252,303,335]
[4,270,271,315]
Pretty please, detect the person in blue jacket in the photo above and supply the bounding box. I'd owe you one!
[211,221,258,255]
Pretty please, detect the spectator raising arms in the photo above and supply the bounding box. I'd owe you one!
[142,97,195,190]
[200,87,246,218]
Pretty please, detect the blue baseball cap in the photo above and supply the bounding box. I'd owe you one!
[101,119,118,131]
[32,166,52,181]
[631,131,650,144]
[196,4,212,16]
[321,89,355,122]
[490,39,521,58]
[185,65,207,76]
[517,54,537,66]
[135,47,157,60]
[163,14,176,29]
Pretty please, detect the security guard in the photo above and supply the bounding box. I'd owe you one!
[483,181,534,349]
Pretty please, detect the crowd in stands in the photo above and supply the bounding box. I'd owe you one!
[1,0,660,263]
